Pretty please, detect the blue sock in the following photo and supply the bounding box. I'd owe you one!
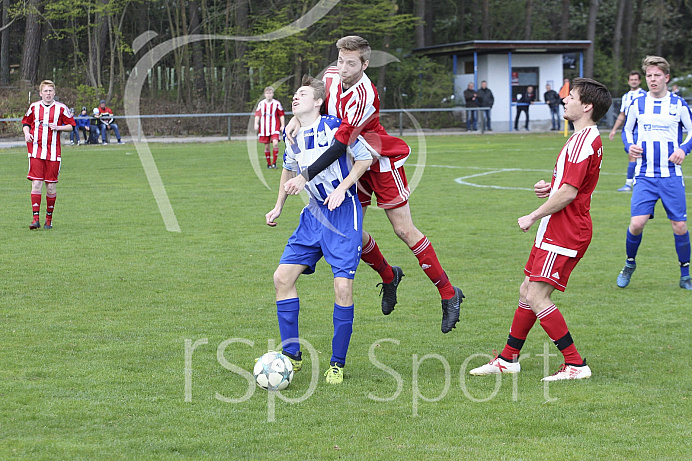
[626,161,636,180]
[277,298,300,358]
[331,303,354,367]
[674,232,691,277]
[626,229,642,261]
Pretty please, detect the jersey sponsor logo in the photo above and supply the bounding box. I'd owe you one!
[643,123,669,131]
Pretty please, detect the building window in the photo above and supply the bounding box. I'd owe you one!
[511,67,539,102]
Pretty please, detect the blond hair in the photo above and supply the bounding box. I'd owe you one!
[336,36,371,63]
[263,86,274,93]
[642,56,670,76]
[39,80,55,92]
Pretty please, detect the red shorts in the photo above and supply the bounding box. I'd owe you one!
[357,159,410,209]
[258,134,280,144]
[27,157,61,183]
[524,245,581,292]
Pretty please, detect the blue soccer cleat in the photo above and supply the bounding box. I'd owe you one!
[617,261,636,288]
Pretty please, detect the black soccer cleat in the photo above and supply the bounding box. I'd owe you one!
[441,286,465,333]
[377,265,404,315]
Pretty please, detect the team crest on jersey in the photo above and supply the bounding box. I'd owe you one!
[669,103,678,116]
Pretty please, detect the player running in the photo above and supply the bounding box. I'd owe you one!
[469,78,612,381]
[266,76,372,384]
[284,36,464,333]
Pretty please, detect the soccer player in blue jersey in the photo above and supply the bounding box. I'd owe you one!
[609,71,647,192]
[616,56,692,290]
[266,76,373,384]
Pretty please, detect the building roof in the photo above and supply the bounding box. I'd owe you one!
[411,40,591,58]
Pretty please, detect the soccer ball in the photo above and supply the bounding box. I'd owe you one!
[253,351,294,391]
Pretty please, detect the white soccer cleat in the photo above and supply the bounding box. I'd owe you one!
[469,355,520,375]
[541,363,592,381]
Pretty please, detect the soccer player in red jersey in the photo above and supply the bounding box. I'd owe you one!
[284,36,464,333]
[469,78,612,381]
[254,86,285,169]
[22,80,76,230]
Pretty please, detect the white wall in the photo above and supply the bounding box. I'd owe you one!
[455,53,565,130]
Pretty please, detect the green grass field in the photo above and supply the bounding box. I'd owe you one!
[1,133,690,460]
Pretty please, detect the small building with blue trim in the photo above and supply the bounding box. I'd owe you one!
[411,40,591,131]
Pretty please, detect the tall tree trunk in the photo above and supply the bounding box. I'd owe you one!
[1,0,10,84]
[560,0,570,40]
[189,0,205,99]
[481,0,490,40]
[415,0,425,48]
[584,0,599,78]
[20,0,42,85]
[622,0,634,71]
[612,0,627,91]
[424,3,433,46]
[458,0,466,40]
[627,0,643,71]
[654,0,665,55]
[524,0,533,40]
[231,0,249,111]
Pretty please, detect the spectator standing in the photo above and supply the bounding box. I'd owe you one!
[544,84,562,131]
[476,80,494,131]
[22,80,76,230]
[514,85,536,131]
[98,100,124,144]
[671,84,681,95]
[608,71,647,192]
[254,86,285,169]
[463,82,479,131]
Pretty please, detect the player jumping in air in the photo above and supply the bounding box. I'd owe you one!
[470,78,612,380]
[284,36,464,333]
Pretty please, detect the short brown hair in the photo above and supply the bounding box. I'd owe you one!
[301,75,326,103]
[628,70,642,79]
[570,77,612,122]
[336,36,371,63]
[642,56,670,76]
[39,80,55,92]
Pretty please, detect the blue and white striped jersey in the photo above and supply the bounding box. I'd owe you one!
[283,115,372,202]
[619,88,646,115]
[624,92,692,178]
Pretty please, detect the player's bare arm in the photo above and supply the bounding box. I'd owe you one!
[23,126,33,143]
[266,168,297,227]
[609,112,625,140]
[324,159,371,211]
[518,183,578,232]
[284,117,302,144]
[254,115,260,132]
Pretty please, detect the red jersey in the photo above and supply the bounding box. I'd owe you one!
[98,106,114,123]
[534,125,603,258]
[322,67,409,172]
[255,99,284,137]
[22,100,76,161]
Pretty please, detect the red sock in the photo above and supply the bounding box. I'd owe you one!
[46,194,56,224]
[500,301,537,361]
[272,148,279,165]
[536,304,583,365]
[31,193,41,220]
[411,236,455,299]
[265,148,271,165]
[361,235,394,283]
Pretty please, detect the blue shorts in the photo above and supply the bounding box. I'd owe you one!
[631,176,687,221]
[279,196,363,279]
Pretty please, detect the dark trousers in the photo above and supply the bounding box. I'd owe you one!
[514,105,529,130]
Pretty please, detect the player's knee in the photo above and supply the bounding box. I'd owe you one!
[333,279,352,304]
[273,269,290,292]
[672,221,688,235]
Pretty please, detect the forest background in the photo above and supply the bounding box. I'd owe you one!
[1,0,692,124]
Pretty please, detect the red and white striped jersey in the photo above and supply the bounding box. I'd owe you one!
[22,101,75,161]
[322,66,409,168]
[534,125,603,258]
[255,99,285,137]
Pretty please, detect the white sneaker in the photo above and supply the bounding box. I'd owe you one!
[469,355,520,375]
[541,363,592,381]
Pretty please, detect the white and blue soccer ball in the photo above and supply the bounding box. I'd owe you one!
[253,351,294,391]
